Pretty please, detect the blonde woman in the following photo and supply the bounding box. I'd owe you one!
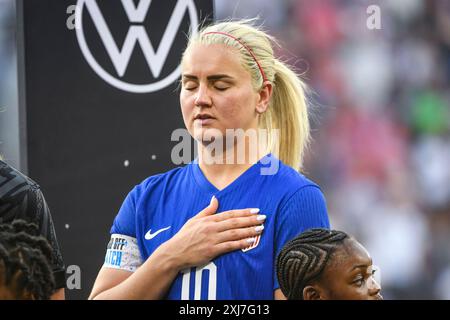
[90,20,330,300]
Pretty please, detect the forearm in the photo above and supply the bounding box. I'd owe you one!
[93,244,181,300]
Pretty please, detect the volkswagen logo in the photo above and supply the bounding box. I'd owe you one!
[75,0,199,93]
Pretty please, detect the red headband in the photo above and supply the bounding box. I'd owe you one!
[203,31,268,83]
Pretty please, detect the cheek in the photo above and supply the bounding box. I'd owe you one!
[334,285,369,300]
[180,92,194,119]
[323,278,364,300]
[216,94,255,123]
[223,102,240,119]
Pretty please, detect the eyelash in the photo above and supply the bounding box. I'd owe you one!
[183,85,229,91]
[215,86,229,91]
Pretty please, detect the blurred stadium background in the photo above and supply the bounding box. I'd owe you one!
[1,0,449,299]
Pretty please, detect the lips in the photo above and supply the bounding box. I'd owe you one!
[194,114,216,126]
[194,114,215,120]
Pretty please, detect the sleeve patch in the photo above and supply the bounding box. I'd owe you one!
[103,234,143,272]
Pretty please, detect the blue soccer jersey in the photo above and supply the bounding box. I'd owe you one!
[103,154,330,299]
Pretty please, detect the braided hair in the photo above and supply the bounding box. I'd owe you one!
[0,220,55,299]
[276,228,349,300]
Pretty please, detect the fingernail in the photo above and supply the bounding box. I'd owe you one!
[256,214,266,221]
[255,225,264,232]
[246,237,256,243]
[250,208,260,214]
[210,195,216,204]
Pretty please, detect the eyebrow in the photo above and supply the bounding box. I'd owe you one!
[349,258,373,272]
[181,74,235,81]
[350,264,369,271]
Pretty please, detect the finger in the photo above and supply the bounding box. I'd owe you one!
[211,208,261,222]
[215,214,266,232]
[214,237,260,255]
[215,225,264,243]
[195,195,219,219]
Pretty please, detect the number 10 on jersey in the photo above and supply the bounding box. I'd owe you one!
[181,262,217,300]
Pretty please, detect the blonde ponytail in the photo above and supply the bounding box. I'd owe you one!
[260,60,310,171]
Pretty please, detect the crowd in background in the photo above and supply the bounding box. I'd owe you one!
[0,0,18,167]
[1,0,449,299]
[0,0,15,108]
[217,0,450,299]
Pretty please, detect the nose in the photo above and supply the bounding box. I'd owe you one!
[194,84,212,108]
[368,277,382,297]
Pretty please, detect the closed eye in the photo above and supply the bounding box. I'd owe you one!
[215,86,229,91]
[182,81,198,91]
[212,79,232,91]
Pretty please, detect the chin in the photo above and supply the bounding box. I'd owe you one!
[193,127,224,143]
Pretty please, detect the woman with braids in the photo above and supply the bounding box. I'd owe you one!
[0,220,55,300]
[90,20,330,300]
[276,228,382,300]
[0,159,65,299]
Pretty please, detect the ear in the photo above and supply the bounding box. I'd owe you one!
[302,285,323,300]
[255,81,273,114]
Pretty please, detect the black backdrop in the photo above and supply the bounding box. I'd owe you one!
[17,0,214,299]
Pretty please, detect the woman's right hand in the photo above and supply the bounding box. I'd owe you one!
[89,196,265,300]
[160,196,266,270]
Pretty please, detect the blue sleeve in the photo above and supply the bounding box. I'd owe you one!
[273,185,330,290]
[110,186,139,237]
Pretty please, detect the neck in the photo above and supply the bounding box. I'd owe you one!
[197,137,267,190]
